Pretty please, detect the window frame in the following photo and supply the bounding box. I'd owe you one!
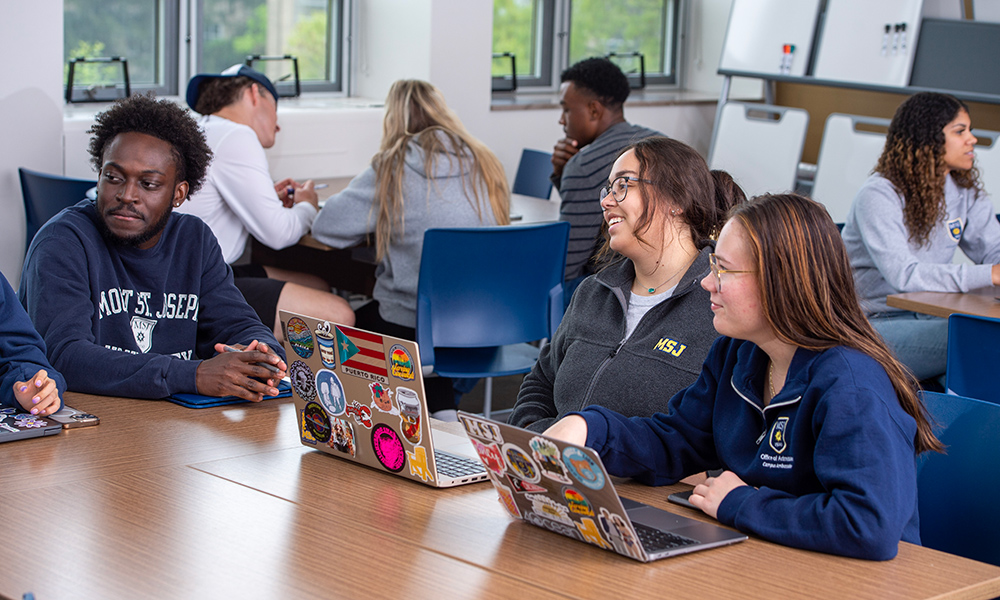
[64,0,349,102]
[492,0,685,95]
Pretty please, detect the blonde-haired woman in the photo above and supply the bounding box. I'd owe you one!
[313,79,509,416]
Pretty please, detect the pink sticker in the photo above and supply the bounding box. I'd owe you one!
[372,423,406,472]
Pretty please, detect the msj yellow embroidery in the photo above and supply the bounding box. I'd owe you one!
[653,337,687,357]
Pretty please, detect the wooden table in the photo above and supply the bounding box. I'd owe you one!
[251,193,562,296]
[3,393,1000,600]
[886,286,1000,319]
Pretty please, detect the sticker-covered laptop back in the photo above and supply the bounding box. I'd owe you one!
[281,312,442,486]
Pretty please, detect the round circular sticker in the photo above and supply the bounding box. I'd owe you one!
[502,442,541,483]
[285,317,314,358]
[562,447,605,490]
[388,344,415,381]
[289,360,316,402]
[315,369,346,416]
[303,402,331,443]
[372,423,406,472]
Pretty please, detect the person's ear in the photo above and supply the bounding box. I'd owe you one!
[172,181,190,208]
[588,100,604,122]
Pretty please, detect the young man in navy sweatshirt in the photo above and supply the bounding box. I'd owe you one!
[19,95,286,402]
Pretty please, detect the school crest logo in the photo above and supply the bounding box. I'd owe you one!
[947,218,963,241]
[769,416,790,454]
[130,316,157,353]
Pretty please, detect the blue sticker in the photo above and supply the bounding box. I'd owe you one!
[315,369,347,416]
[562,447,606,490]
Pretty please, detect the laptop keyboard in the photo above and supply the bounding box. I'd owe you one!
[632,522,699,553]
[434,450,487,478]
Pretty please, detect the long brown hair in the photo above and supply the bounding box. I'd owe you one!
[594,136,745,263]
[371,80,509,260]
[730,193,942,454]
[876,92,982,246]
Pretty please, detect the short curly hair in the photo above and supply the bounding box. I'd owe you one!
[561,57,631,109]
[87,94,212,196]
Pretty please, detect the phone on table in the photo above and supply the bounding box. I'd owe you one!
[47,406,100,429]
[667,490,696,509]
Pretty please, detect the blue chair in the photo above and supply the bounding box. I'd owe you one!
[19,168,96,251]
[945,313,1000,405]
[918,391,1000,566]
[512,149,554,200]
[416,222,570,417]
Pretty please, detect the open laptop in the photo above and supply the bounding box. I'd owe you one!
[279,310,489,488]
[0,405,63,443]
[457,411,747,562]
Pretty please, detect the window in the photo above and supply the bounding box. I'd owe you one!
[64,0,346,100]
[492,0,681,92]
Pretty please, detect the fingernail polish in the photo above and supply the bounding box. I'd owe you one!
[19,385,27,393]
[36,379,43,386]
[31,408,38,415]
[32,397,40,404]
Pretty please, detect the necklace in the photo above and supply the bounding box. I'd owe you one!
[642,261,688,294]
[768,361,776,399]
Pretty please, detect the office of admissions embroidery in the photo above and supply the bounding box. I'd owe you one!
[653,337,687,357]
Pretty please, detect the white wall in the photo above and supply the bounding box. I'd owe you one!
[0,2,65,286]
[42,0,746,279]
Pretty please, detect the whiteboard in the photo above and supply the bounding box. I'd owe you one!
[973,0,1000,21]
[813,0,925,87]
[718,0,821,77]
[811,114,890,223]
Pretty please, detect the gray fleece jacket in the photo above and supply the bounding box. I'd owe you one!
[510,247,719,432]
[312,132,496,327]
[842,174,1000,314]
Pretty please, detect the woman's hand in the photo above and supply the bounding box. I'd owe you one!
[542,415,589,446]
[13,369,61,416]
[689,470,750,519]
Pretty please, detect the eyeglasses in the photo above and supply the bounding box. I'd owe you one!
[600,176,653,204]
[709,253,754,292]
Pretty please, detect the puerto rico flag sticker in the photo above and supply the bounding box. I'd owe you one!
[947,218,963,241]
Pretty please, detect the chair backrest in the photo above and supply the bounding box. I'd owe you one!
[811,113,889,223]
[708,102,809,198]
[19,168,96,251]
[415,221,570,368]
[946,313,1000,404]
[917,391,1000,566]
[512,149,554,200]
[972,128,1000,216]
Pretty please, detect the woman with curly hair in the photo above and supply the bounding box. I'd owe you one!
[312,79,509,417]
[842,92,1000,383]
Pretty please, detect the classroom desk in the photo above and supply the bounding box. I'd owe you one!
[250,193,562,296]
[886,286,1000,319]
[3,393,1000,600]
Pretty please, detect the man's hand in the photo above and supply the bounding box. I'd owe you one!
[274,178,319,209]
[551,138,580,182]
[689,471,749,519]
[196,340,288,402]
[13,369,61,416]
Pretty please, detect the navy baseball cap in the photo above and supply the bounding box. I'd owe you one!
[186,64,279,111]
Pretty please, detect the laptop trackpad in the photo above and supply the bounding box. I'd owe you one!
[625,503,694,531]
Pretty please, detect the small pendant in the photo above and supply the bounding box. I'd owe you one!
[648,287,655,293]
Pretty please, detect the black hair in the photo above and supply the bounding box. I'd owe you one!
[194,76,257,115]
[87,94,212,196]
[560,57,631,108]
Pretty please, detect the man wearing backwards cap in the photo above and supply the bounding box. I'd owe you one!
[180,65,354,339]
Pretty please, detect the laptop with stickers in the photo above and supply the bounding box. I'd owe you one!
[457,412,748,562]
[0,405,63,443]
[279,310,489,488]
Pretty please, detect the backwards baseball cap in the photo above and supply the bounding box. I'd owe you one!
[186,64,279,111]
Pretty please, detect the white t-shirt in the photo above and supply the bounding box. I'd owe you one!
[625,285,675,339]
[178,115,317,263]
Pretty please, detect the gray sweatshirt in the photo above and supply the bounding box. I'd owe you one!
[510,248,719,433]
[312,132,496,327]
[842,174,1000,314]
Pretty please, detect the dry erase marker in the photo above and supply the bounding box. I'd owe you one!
[900,23,907,52]
[882,24,891,56]
[220,344,281,374]
[315,183,329,190]
[892,23,901,55]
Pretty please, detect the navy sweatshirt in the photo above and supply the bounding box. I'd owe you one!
[19,200,282,399]
[577,336,920,560]
[1,273,65,408]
